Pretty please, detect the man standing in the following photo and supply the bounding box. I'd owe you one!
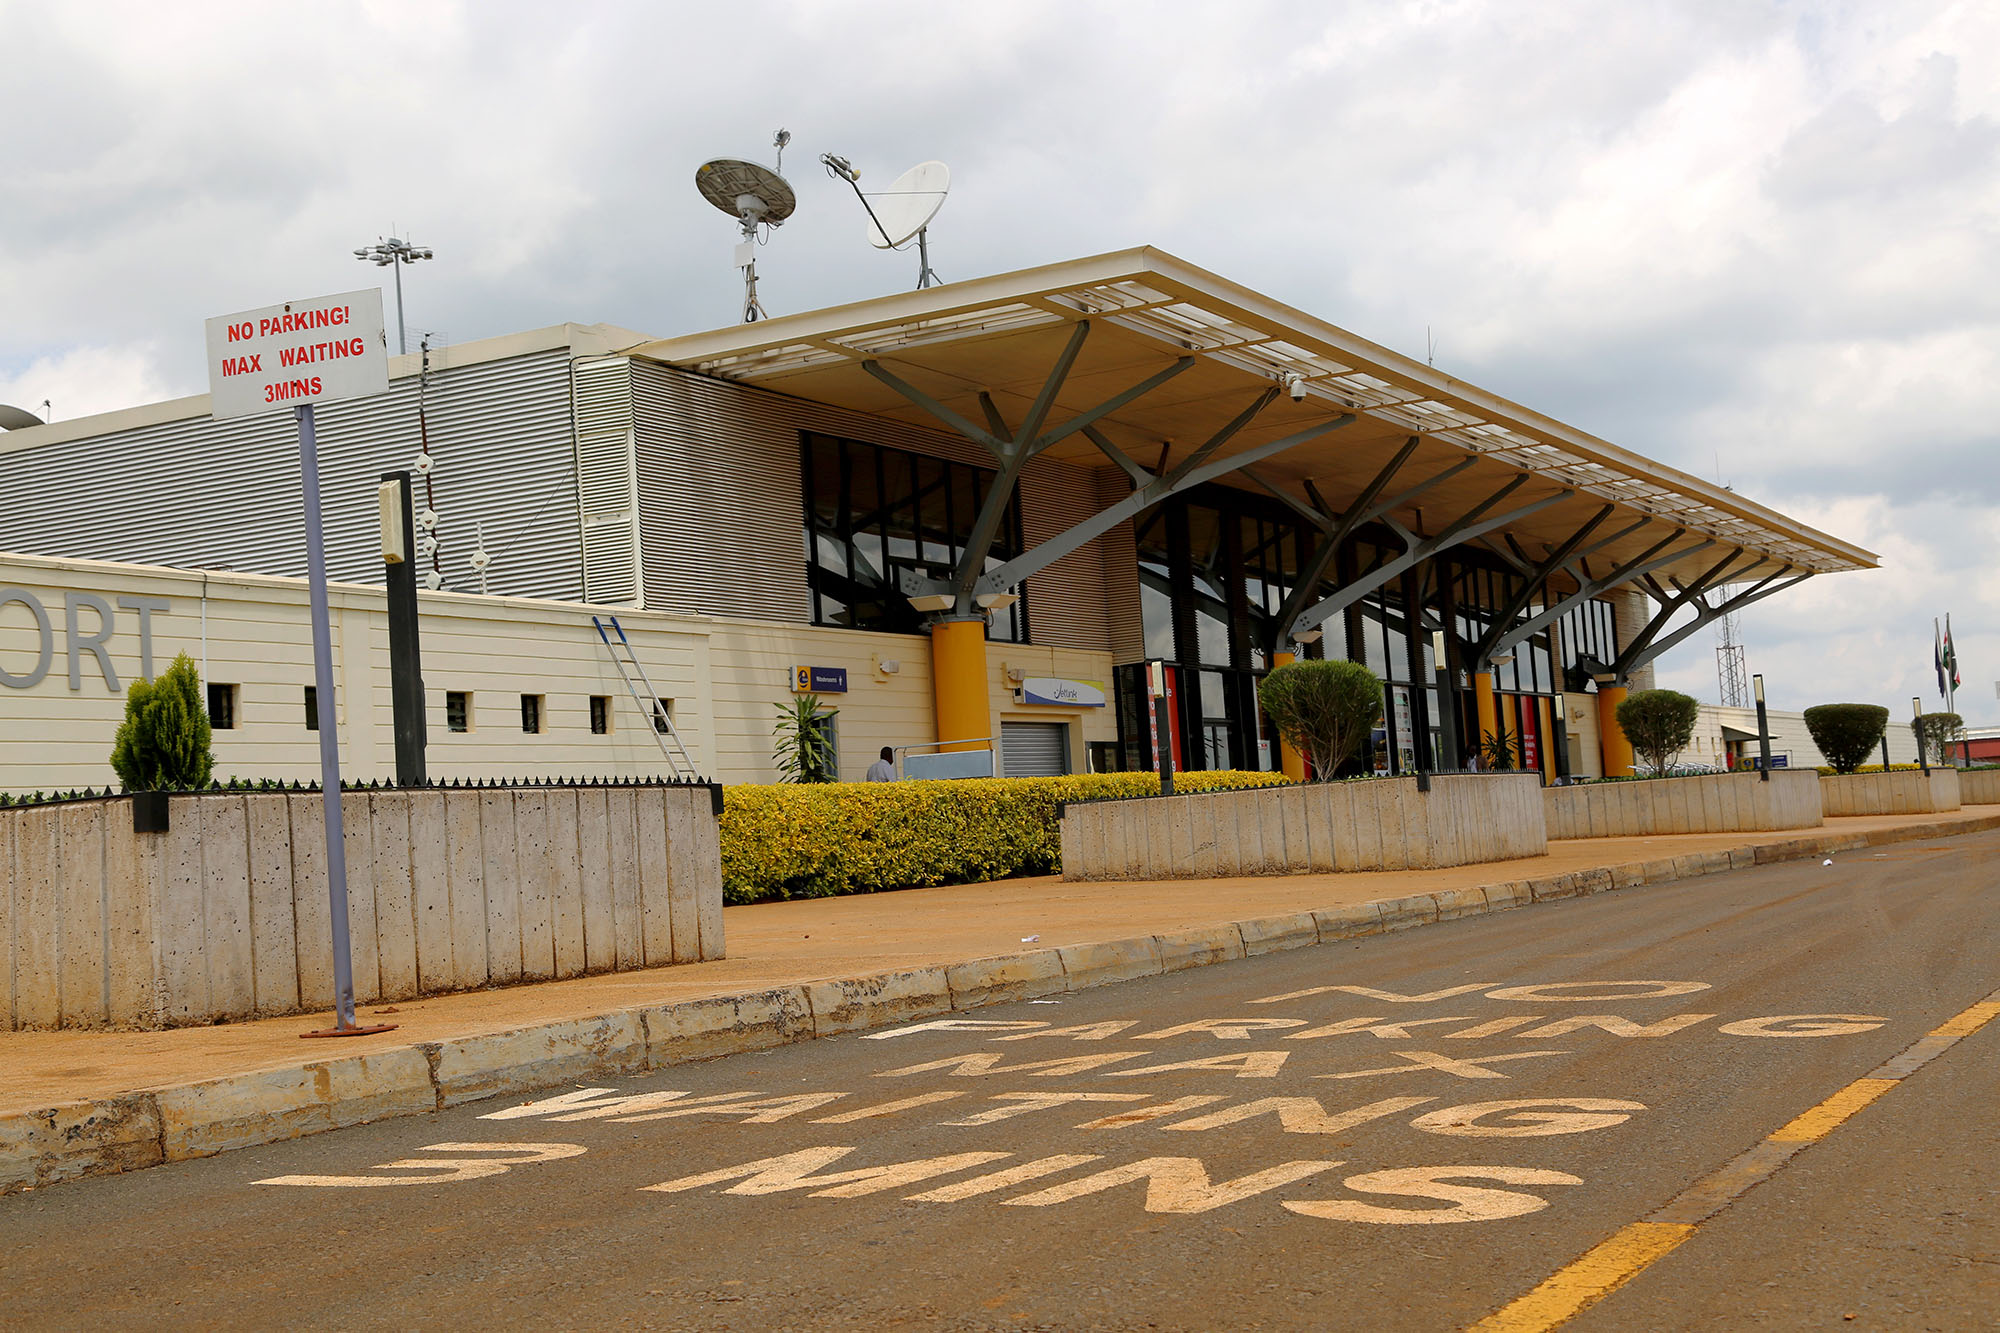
[866,746,896,782]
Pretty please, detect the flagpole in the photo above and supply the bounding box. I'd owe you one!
[1946,612,1958,765]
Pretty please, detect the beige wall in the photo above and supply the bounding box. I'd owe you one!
[2,552,1115,793]
[708,619,1116,783]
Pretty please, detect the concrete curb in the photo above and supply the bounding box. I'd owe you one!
[7,810,1997,1195]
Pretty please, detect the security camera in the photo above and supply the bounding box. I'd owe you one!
[1285,375,1307,402]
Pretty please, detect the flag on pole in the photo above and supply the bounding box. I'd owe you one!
[1944,615,1961,691]
[1934,619,1948,697]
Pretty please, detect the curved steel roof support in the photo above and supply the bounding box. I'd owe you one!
[973,412,1357,598]
[1264,435,1427,655]
[1469,504,1616,667]
[1613,568,1809,682]
[1488,528,1713,659]
[1609,548,1759,676]
[1283,480,1575,643]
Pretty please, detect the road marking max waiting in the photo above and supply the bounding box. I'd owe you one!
[1465,984,2000,1333]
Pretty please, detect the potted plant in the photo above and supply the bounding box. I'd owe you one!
[1615,689,1701,777]
[110,652,215,832]
[1256,659,1383,780]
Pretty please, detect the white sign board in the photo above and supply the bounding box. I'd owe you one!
[1018,677,1106,708]
[204,289,389,419]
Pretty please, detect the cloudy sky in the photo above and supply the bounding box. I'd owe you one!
[2,0,1993,722]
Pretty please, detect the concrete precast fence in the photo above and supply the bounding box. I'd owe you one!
[0,784,724,1031]
[1059,773,1546,881]
[1543,769,1823,840]
[1958,769,2000,806]
[1819,768,1962,817]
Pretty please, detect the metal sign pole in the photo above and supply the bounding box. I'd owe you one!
[297,403,394,1039]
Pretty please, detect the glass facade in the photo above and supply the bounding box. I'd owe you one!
[1121,482,1588,779]
[793,428,1624,783]
[800,432,1026,641]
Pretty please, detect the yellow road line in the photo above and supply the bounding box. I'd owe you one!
[1931,1001,2000,1038]
[1465,1223,1693,1333]
[1465,984,2000,1333]
[1766,1078,1896,1143]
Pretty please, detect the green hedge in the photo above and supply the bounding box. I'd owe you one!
[721,770,1286,904]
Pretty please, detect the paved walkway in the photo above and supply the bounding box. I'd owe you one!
[6,809,1991,1117]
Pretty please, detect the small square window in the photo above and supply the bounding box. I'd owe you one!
[446,691,471,733]
[590,695,611,735]
[207,683,238,730]
[521,694,543,735]
[653,698,673,734]
[303,685,319,731]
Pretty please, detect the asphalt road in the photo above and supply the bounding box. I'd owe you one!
[5,831,1998,1332]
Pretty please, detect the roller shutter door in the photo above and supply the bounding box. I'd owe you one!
[1001,722,1069,777]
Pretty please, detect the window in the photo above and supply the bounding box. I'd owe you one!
[800,432,1027,641]
[303,685,318,730]
[446,691,471,733]
[590,695,611,735]
[207,683,237,730]
[520,694,543,734]
[653,698,673,734]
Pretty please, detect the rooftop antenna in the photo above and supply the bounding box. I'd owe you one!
[0,403,45,431]
[823,154,950,289]
[1709,453,1748,708]
[696,129,798,322]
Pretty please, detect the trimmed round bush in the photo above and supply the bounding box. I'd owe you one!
[1257,659,1384,781]
[1614,688,1701,777]
[109,652,215,792]
[1803,703,1889,775]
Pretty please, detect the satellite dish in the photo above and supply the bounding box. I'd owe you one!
[0,404,45,431]
[864,161,950,249]
[694,158,797,228]
[695,133,797,322]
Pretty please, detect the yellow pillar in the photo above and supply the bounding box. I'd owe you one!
[1272,651,1306,782]
[930,617,989,753]
[1598,684,1634,777]
[1537,695,1556,781]
[1473,670,1497,762]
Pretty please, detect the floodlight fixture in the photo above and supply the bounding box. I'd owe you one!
[352,232,435,354]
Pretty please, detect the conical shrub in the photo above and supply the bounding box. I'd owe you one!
[110,653,215,791]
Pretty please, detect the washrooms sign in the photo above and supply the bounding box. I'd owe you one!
[204,289,389,418]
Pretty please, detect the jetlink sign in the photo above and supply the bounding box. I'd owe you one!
[203,289,388,419]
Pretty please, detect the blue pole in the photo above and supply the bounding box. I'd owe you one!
[298,403,357,1030]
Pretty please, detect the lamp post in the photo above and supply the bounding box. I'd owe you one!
[1752,673,1771,782]
[1913,697,1929,774]
[352,235,434,355]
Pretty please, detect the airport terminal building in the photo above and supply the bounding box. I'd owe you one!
[0,249,1877,793]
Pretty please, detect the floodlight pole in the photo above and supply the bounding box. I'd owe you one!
[390,260,407,355]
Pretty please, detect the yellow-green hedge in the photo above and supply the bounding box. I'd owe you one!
[721,770,1287,904]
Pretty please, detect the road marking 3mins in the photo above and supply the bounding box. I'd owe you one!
[251,977,1897,1229]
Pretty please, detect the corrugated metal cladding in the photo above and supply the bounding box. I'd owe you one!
[0,350,586,601]
[1001,721,1070,776]
[1096,469,1146,663]
[571,356,643,606]
[628,362,1118,653]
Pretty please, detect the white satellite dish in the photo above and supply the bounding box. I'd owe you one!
[864,160,950,249]
[695,131,797,322]
[823,154,952,289]
[0,404,45,431]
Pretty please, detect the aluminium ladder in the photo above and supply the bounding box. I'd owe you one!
[592,615,701,781]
